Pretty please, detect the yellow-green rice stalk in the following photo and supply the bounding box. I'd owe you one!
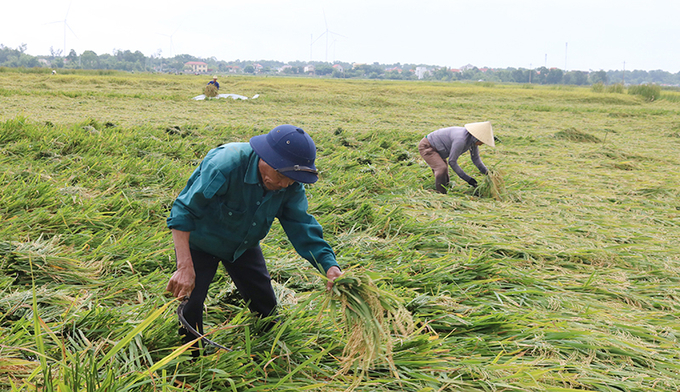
[203,84,218,98]
[322,271,413,379]
[475,168,506,201]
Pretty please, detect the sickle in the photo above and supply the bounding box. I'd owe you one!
[177,299,232,352]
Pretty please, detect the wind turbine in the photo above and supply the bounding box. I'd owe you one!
[157,26,180,58]
[330,37,343,62]
[312,10,346,62]
[45,2,77,56]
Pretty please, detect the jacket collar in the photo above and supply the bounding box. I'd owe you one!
[244,149,261,185]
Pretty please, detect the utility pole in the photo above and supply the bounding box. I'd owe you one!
[622,61,626,85]
[565,42,568,71]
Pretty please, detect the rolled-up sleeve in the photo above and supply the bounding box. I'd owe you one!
[167,160,228,232]
[278,185,338,273]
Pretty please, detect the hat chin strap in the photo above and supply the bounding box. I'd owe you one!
[276,165,318,174]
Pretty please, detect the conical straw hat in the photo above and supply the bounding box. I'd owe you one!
[465,121,495,147]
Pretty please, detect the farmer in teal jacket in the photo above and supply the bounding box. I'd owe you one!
[166,125,342,352]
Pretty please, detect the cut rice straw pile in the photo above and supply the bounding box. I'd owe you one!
[321,270,414,379]
[203,84,219,97]
[475,168,506,201]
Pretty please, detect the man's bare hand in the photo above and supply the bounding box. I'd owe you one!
[325,266,343,291]
[166,267,196,299]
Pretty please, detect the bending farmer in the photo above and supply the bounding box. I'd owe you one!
[418,121,495,194]
[165,125,343,354]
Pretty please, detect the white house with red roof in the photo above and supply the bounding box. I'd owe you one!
[185,61,208,73]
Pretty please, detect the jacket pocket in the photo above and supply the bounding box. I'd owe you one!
[202,170,227,199]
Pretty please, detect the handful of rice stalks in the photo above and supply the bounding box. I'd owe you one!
[475,168,506,201]
[203,84,219,98]
[322,271,413,377]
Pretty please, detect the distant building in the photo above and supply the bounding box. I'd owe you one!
[385,67,402,73]
[332,64,344,72]
[185,61,208,73]
[415,66,430,79]
[224,65,240,73]
[460,64,476,71]
[304,64,315,74]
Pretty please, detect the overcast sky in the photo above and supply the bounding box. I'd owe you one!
[2,0,678,72]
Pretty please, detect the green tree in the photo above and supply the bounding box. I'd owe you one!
[492,69,515,83]
[546,68,564,84]
[16,54,39,68]
[66,49,77,62]
[80,50,99,69]
[332,68,346,78]
[244,65,255,73]
[564,71,588,85]
[432,67,454,81]
[384,70,405,80]
[0,44,23,64]
[648,70,668,84]
[590,70,608,85]
[315,64,333,75]
[535,67,549,84]
[511,69,528,83]
[52,57,64,68]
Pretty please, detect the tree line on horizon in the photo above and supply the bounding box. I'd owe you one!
[1,43,679,86]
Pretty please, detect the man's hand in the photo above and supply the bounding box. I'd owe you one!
[167,229,195,299]
[325,266,343,291]
[166,267,196,299]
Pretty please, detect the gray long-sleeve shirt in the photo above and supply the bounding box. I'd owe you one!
[426,126,488,182]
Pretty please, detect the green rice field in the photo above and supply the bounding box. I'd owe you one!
[1,71,679,391]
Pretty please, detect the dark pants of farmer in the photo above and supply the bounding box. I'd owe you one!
[179,245,277,355]
[418,137,449,194]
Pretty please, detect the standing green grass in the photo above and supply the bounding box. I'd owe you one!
[1,71,679,390]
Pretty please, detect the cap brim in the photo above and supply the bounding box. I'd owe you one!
[250,135,318,184]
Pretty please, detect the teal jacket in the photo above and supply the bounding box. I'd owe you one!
[167,143,338,273]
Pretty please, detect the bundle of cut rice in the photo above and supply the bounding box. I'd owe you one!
[203,84,219,98]
[475,168,506,201]
[323,271,413,377]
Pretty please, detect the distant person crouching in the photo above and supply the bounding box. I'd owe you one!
[418,121,495,194]
[207,76,220,90]
[204,76,220,98]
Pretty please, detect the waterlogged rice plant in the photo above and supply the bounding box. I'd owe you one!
[321,271,413,378]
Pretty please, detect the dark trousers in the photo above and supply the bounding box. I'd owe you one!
[179,245,277,349]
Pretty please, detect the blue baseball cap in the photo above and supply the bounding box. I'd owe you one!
[249,125,318,184]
